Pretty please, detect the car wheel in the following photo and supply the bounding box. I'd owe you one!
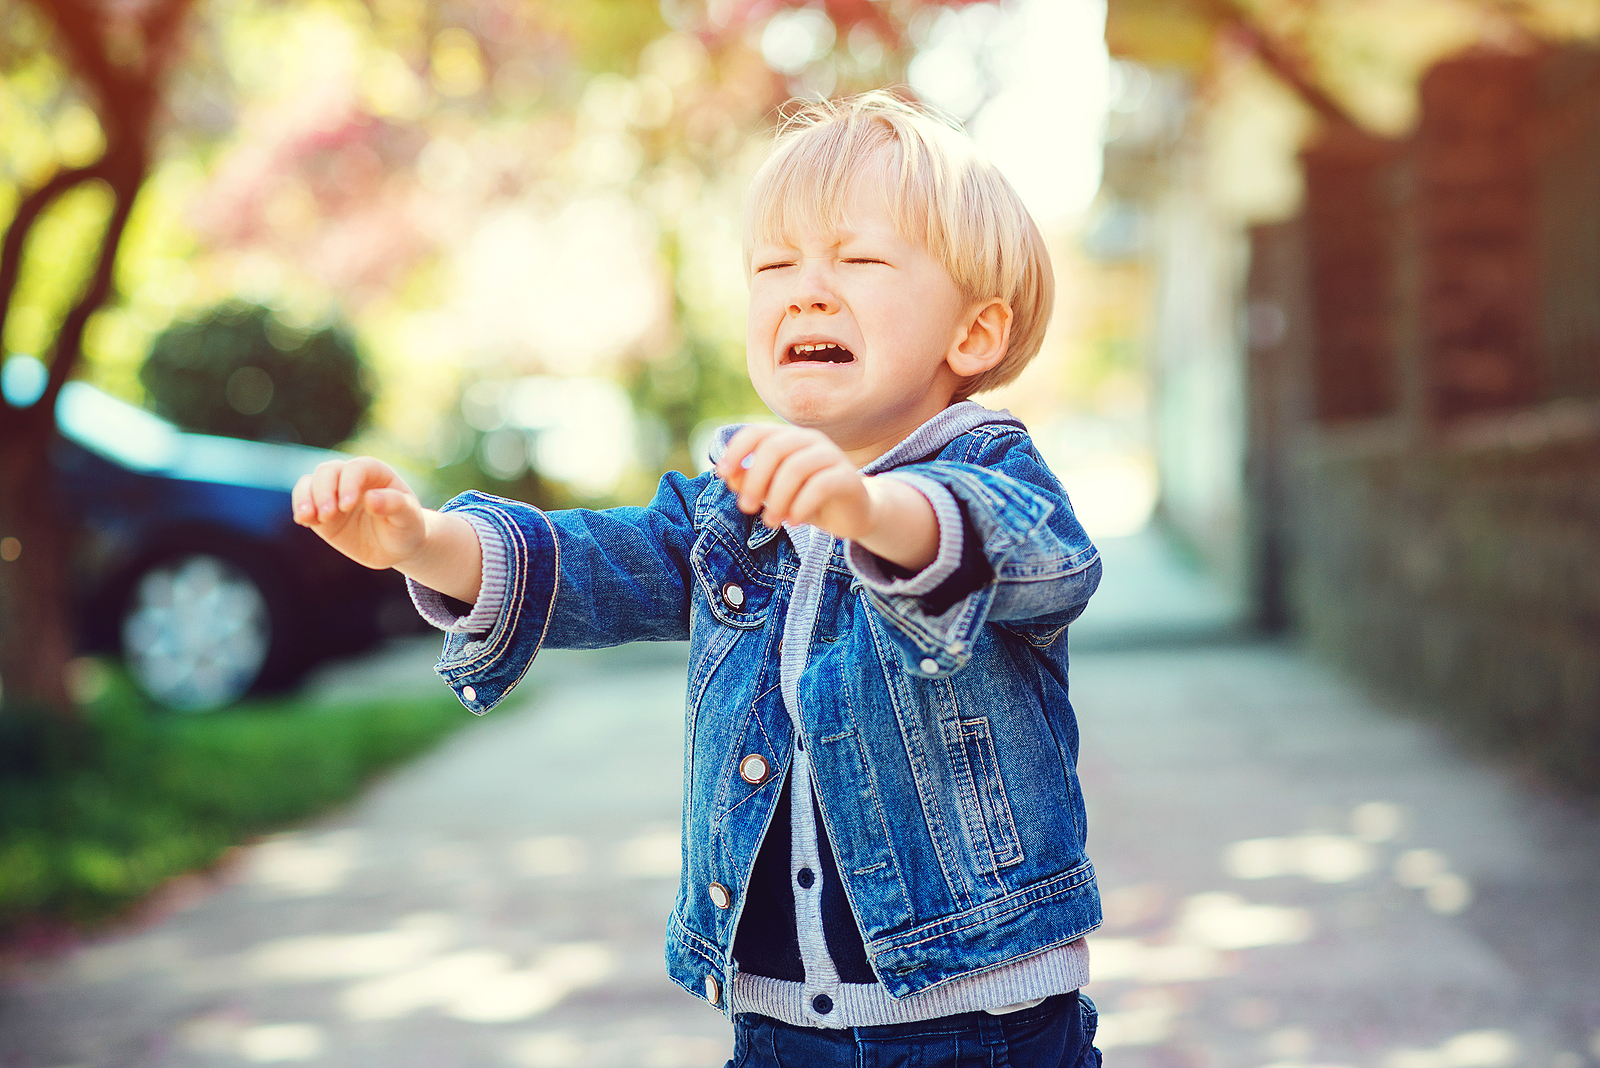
[120,553,287,711]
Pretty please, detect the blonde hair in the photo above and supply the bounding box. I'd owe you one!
[743,91,1054,398]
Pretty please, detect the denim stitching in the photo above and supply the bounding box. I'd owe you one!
[871,862,1097,954]
[966,718,1024,869]
[864,608,972,912]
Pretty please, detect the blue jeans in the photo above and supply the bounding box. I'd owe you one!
[725,992,1103,1068]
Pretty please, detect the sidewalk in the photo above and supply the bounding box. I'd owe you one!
[2,532,1598,1068]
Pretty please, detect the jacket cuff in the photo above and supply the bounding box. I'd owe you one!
[406,511,510,634]
[845,473,963,597]
[426,491,561,716]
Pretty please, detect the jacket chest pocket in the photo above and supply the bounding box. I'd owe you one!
[944,716,1025,875]
[691,527,773,629]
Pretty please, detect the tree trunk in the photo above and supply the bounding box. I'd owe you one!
[0,405,76,717]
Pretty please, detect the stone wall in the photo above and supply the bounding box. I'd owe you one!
[1248,48,1600,790]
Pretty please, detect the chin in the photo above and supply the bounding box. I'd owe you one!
[772,388,842,429]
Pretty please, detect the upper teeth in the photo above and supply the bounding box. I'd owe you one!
[794,343,837,352]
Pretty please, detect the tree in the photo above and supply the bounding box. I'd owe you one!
[141,303,373,448]
[0,0,192,718]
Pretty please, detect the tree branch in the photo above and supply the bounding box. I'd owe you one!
[0,162,108,413]
[7,0,194,416]
[1191,0,1363,131]
[43,154,145,413]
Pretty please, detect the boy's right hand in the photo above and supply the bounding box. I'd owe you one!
[292,457,426,571]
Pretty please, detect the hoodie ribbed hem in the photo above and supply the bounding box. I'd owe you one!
[845,473,964,596]
[729,937,1090,1029]
[406,511,509,633]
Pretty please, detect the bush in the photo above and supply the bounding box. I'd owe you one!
[0,669,486,929]
[140,302,373,448]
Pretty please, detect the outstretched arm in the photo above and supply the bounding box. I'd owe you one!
[291,457,484,604]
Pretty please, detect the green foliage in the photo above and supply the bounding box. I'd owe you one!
[140,303,374,448]
[627,332,764,476]
[0,667,483,929]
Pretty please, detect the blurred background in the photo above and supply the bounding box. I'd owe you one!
[2,0,1600,1065]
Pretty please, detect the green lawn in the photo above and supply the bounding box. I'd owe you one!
[0,667,482,930]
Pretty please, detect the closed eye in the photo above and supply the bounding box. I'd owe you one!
[755,261,795,272]
[843,258,888,265]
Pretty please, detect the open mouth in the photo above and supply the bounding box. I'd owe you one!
[784,342,855,364]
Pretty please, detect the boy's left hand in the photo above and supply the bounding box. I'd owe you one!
[716,425,939,571]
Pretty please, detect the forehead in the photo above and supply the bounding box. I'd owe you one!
[746,143,923,252]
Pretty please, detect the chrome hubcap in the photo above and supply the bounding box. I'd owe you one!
[122,554,270,710]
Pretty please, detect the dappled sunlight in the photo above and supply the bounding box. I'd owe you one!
[1224,835,1377,883]
[1096,988,1181,1049]
[180,1015,327,1063]
[1383,1030,1520,1068]
[1394,849,1474,915]
[244,911,614,1024]
[614,824,682,879]
[1086,889,1309,986]
[238,1023,325,1063]
[509,835,588,878]
[1087,801,1512,1066]
[1215,802,1475,916]
[248,912,458,981]
[244,830,362,897]
[1176,892,1312,950]
[341,941,614,1023]
[1088,938,1228,984]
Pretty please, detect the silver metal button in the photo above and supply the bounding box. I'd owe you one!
[920,658,938,675]
[739,753,770,785]
[462,685,477,701]
[705,975,721,1004]
[722,582,745,609]
[708,882,732,909]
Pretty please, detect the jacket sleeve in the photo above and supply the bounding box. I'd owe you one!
[845,428,1100,677]
[419,471,706,714]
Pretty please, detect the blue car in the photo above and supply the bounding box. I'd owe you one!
[6,357,422,710]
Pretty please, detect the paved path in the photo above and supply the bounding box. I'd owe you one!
[3,533,1598,1068]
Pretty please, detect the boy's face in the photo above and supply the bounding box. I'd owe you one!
[745,170,974,465]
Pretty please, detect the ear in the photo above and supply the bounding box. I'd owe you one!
[946,298,1012,380]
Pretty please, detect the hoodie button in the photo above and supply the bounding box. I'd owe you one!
[920,658,939,675]
[812,993,833,1015]
[739,754,770,784]
[462,685,477,701]
[722,583,745,609]
[705,976,721,1004]
[708,882,732,909]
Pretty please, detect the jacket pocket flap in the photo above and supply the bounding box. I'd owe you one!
[691,527,773,629]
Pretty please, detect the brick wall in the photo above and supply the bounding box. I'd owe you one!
[1250,48,1600,790]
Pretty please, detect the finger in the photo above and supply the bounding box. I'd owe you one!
[363,487,413,518]
[736,428,812,515]
[717,424,781,484]
[337,456,394,511]
[759,443,837,528]
[310,460,346,520]
[787,466,861,530]
[292,474,316,525]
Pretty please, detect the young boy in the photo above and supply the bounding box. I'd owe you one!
[293,92,1104,1067]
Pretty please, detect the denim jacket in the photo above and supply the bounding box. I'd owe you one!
[418,404,1103,1012]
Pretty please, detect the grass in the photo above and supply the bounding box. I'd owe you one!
[0,665,482,932]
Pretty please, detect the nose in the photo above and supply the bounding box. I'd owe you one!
[787,260,838,316]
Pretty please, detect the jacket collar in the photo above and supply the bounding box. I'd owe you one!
[708,401,1023,473]
[710,402,1025,552]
